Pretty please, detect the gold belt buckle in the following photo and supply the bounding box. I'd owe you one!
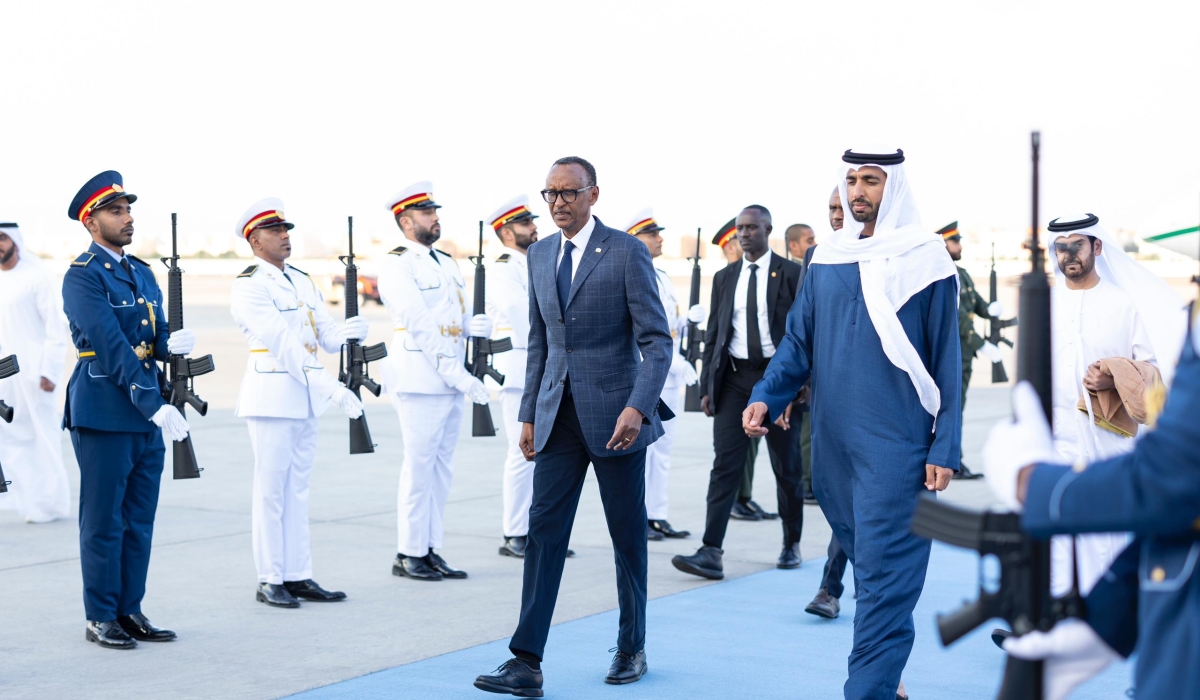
[305,341,318,355]
[133,342,151,360]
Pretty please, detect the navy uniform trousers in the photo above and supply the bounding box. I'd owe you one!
[510,392,649,660]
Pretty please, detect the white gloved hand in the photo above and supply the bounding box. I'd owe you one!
[988,300,1004,318]
[150,404,191,442]
[983,381,1057,510]
[455,376,490,405]
[331,386,364,419]
[979,341,1004,364]
[687,304,707,324]
[1003,619,1121,700]
[680,360,699,386]
[167,328,195,355]
[341,316,369,343]
[469,314,493,338]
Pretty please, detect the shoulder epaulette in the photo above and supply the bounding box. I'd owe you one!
[71,252,95,267]
[287,265,310,277]
[496,253,511,263]
[237,265,258,278]
[127,254,150,268]
[389,246,408,256]
[433,248,449,258]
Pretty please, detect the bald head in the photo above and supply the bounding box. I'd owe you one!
[786,224,815,259]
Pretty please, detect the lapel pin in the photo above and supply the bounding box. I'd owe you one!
[104,262,112,269]
[771,271,777,277]
[595,248,602,253]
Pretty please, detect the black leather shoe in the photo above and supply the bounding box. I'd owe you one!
[802,490,819,506]
[117,612,176,641]
[671,546,724,580]
[777,543,802,569]
[991,627,1012,649]
[500,536,528,557]
[474,657,544,697]
[425,551,468,579]
[730,501,761,521]
[649,519,690,539]
[804,588,840,619]
[747,499,779,520]
[393,554,443,581]
[284,579,346,602]
[86,620,137,649]
[647,522,664,541]
[256,583,301,608]
[953,464,984,480]
[605,648,647,685]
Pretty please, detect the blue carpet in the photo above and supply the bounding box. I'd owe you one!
[290,543,1132,699]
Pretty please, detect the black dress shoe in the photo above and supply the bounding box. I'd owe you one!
[117,612,176,641]
[425,551,468,579]
[285,579,346,602]
[671,545,724,580]
[647,522,664,541]
[649,519,690,539]
[500,536,528,557]
[474,657,544,697]
[804,588,840,619]
[605,648,647,685]
[393,554,443,581]
[953,464,984,480]
[85,620,137,649]
[777,543,802,569]
[256,583,301,608]
[802,490,819,506]
[991,627,1012,649]
[730,501,761,521]
[747,500,779,520]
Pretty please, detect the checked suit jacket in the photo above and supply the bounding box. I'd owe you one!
[519,216,674,457]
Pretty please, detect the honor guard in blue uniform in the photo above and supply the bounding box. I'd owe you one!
[62,171,197,649]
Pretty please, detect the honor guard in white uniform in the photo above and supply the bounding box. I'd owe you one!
[625,209,705,540]
[230,199,366,608]
[377,181,492,581]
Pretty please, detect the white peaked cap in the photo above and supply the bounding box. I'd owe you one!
[386,181,440,215]
[235,197,293,241]
[488,195,539,231]
[623,208,664,235]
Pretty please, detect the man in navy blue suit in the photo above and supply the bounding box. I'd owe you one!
[62,171,196,649]
[474,157,673,696]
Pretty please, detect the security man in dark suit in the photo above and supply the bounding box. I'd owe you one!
[672,204,806,580]
[62,171,196,649]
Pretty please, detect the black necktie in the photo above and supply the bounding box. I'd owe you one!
[557,241,575,312]
[746,263,763,364]
[430,249,440,266]
[120,257,134,285]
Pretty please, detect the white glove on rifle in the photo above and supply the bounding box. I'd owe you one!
[151,404,191,442]
[1003,619,1121,700]
[983,381,1057,511]
[331,386,364,419]
[979,341,1004,364]
[341,316,369,344]
[671,352,699,386]
[988,300,1004,318]
[687,304,707,324]
[455,376,490,405]
[469,314,493,339]
[167,328,195,355]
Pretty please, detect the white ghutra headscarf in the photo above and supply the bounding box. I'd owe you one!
[811,150,958,424]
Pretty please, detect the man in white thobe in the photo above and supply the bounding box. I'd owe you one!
[0,222,71,523]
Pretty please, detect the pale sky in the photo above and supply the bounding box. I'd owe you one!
[2,0,1198,260]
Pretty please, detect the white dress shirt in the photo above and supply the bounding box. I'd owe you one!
[556,215,596,278]
[729,249,776,360]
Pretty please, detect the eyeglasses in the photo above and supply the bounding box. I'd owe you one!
[540,186,595,204]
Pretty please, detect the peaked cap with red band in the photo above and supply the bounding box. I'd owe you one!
[623,208,664,236]
[235,197,294,240]
[711,217,737,248]
[386,181,441,216]
[488,194,538,232]
[936,221,960,240]
[68,170,137,222]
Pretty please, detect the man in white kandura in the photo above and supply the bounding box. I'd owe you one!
[0,221,72,523]
[1043,212,1185,596]
[624,209,705,541]
[231,198,366,608]
[378,181,492,581]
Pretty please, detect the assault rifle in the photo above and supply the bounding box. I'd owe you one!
[913,132,1067,700]
[0,354,18,492]
[466,221,511,436]
[988,243,1018,383]
[337,216,388,455]
[161,214,214,480]
[683,227,704,412]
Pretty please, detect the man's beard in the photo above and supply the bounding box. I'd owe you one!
[415,224,440,247]
[949,249,961,261]
[513,232,536,251]
[1060,256,1095,280]
[0,246,14,265]
[850,199,878,223]
[100,224,133,249]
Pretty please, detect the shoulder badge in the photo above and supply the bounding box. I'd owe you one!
[497,253,511,263]
[127,254,151,268]
[71,252,95,267]
[237,265,259,278]
[287,265,310,277]
[433,248,448,258]
[389,246,408,256]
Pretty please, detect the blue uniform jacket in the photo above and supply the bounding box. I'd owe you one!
[62,241,169,433]
[1023,307,1200,698]
[519,217,673,457]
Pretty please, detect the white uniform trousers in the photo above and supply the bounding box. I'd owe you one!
[247,416,319,585]
[0,385,70,523]
[500,387,534,537]
[392,392,463,556]
[645,383,682,521]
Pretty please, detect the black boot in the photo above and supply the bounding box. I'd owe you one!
[256,583,301,608]
[671,546,724,580]
[474,657,544,697]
